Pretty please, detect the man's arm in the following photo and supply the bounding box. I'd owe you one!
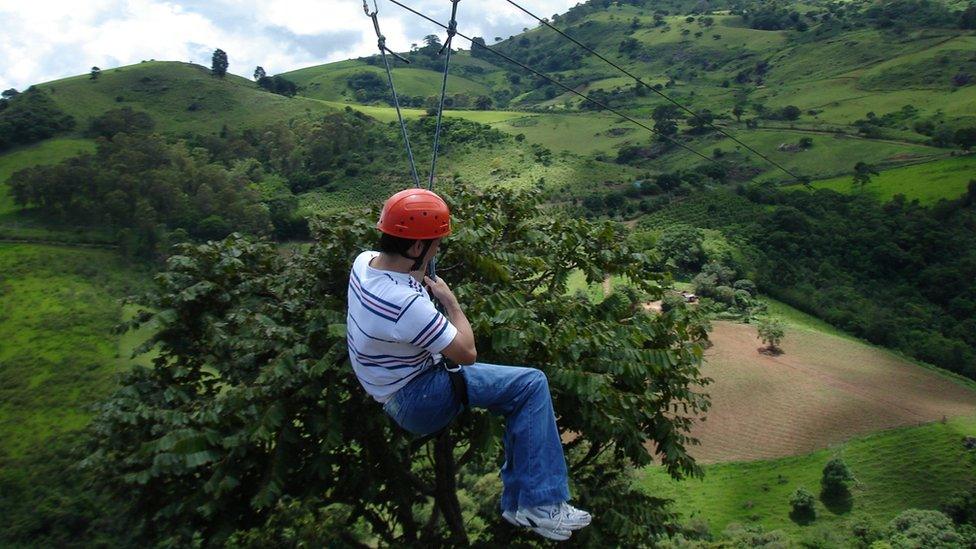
[424,275,477,365]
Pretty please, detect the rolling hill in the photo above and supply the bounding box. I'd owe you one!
[1,0,976,545]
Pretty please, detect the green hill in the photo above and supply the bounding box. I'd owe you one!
[641,415,976,542]
[36,61,338,136]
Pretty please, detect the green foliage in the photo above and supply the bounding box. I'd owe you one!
[84,185,710,545]
[853,161,880,189]
[738,187,976,378]
[821,457,854,496]
[757,318,786,352]
[885,509,961,548]
[644,416,976,542]
[256,75,298,97]
[790,487,816,515]
[656,224,706,275]
[86,107,155,139]
[940,482,976,526]
[0,244,149,548]
[211,48,229,78]
[0,87,76,151]
[8,133,272,254]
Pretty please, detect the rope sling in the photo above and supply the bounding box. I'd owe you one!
[363,0,468,451]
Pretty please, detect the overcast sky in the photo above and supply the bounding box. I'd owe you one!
[0,0,581,91]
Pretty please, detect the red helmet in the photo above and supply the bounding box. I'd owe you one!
[377,188,452,239]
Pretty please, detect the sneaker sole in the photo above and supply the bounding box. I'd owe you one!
[502,511,572,541]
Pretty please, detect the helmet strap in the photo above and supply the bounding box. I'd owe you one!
[402,239,434,273]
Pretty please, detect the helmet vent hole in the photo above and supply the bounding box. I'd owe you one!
[423,212,428,216]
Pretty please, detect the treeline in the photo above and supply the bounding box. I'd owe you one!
[0,87,75,151]
[10,132,274,253]
[8,104,512,256]
[735,182,976,376]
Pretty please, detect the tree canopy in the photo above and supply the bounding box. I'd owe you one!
[83,185,711,546]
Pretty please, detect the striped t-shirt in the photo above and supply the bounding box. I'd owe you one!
[346,251,458,403]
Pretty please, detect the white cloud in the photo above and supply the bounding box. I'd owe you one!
[0,0,580,91]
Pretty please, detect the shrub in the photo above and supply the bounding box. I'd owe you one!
[821,457,854,496]
[885,509,960,548]
[790,487,816,515]
[757,318,785,352]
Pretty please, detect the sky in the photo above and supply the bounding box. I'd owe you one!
[0,0,581,91]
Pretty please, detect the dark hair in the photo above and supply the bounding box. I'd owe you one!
[379,232,427,257]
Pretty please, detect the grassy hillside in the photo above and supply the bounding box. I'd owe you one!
[641,415,976,540]
[283,60,494,102]
[793,154,976,204]
[0,139,96,217]
[36,61,338,136]
[0,244,149,461]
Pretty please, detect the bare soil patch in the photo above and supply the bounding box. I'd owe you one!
[667,322,976,463]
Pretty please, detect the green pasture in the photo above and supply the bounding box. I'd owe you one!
[287,64,492,102]
[792,154,976,204]
[857,35,976,91]
[320,100,529,125]
[641,415,976,539]
[491,112,638,155]
[37,61,337,136]
[0,244,149,462]
[0,139,96,216]
[656,127,943,182]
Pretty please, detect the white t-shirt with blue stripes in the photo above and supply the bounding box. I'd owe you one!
[347,251,459,403]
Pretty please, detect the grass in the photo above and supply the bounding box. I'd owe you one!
[320,100,530,125]
[641,415,976,539]
[286,64,492,102]
[37,61,338,136]
[0,244,149,462]
[790,154,976,204]
[0,138,96,216]
[657,127,943,182]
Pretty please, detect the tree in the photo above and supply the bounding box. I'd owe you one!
[253,66,266,81]
[83,186,711,546]
[688,109,714,134]
[954,127,976,151]
[90,66,101,81]
[962,5,976,29]
[790,487,816,516]
[732,104,745,122]
[820,457,854,496]
[757,318,785,353]
[886,509,961,548]
[780,105,801,121]
[474,95,493,110]
[1,88,18,99]
[852,161,879,189]
[211,49,229,78]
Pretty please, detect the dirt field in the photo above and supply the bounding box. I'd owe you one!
[681,321,976,463]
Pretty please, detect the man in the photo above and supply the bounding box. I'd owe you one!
[346,188,592,541]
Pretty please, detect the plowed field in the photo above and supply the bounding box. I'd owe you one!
[683,321,976,463]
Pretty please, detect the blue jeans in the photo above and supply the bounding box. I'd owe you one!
[383,362,570,512]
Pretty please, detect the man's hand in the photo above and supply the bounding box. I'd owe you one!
[424,275,476,364]
[424,275,460,310]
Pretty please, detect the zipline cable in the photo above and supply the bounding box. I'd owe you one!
[503,0,806,183]
[385,0,722,168]
[364,0,421,187]
[428,0,460,191]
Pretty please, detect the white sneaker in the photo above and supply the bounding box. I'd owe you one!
[560,502,592,528]
[502,502,591,540]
